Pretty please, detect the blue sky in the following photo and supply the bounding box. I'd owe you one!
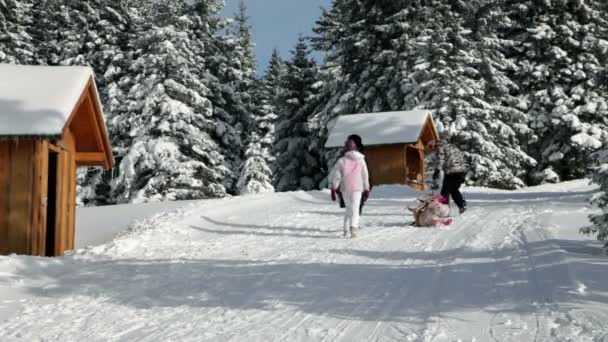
[219,0,332,75]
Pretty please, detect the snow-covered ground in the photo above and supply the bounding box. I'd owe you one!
[1,180,608,341]
[74,200,197,249]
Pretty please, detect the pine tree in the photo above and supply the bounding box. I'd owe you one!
[70,1,138,205]
[204,1,257,193]
[108,0,228,203]
[236,132,274,195]
[258,49,286,163]
[312,0,537,188]
[581,147,608,247]
[236,49,286,194]
[273,37,324,191]
[313,0,412,115]
[424,2,537,188]
[232,1,256,79]
[33,0,91,66]
[502,0,608,181]
[0,0,35,64]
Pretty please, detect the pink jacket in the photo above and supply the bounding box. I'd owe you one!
[330,151,370,193]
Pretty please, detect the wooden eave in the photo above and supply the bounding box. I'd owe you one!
[0,76,113,169]
[62,77,113,169]
[417,113,439,149]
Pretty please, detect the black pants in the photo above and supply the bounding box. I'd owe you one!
[336,190,367,214]
[441,172,466,209]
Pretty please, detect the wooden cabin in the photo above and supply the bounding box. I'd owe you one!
[325,110,439,190]
[0,64,113,257]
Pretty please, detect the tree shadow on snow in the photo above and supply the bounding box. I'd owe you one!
[303,210,404,218]
[190,216,342,239]
[10,238,608,323]
[367,191,593,208]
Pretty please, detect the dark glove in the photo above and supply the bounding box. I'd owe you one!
[330,188,337,202]
[362,190,370,200]
[430,182,439,190]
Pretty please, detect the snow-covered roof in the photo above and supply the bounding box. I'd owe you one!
[0,64,94,137]
[325,110,434,148]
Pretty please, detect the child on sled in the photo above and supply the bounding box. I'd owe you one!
[408,194,453,227]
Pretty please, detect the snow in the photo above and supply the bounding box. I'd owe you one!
[571,133,603,149]
[74,200,199,249]
[2,180,608,341]
[0,64,93,137]
[325,110,433,148]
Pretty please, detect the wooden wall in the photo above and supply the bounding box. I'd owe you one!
[0,140,48,255]
[0,133,77,257]
[0,79,111,257]
[364,142,426,190]
[365,144,407,185]
[52,128,77,256]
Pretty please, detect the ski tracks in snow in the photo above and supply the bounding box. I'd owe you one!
[1,189,608,341]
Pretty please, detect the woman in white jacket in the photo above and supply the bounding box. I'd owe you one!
[329,134,370,238]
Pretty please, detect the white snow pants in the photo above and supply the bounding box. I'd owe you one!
[343,191,362,231]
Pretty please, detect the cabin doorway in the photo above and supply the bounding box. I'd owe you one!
[405,146,424,190]
[45,151,59,257]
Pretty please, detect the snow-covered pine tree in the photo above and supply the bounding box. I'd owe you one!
[313,0,413,117]
[236,132,274,195]
[257,48,286,163]
[308,0,350,176]
[236,49,286,194]
[108,0,229,203]
[501,0,608,182]
[0,0,35,64]
[3,0,137,205]
[419,2,536,188]
[32,0,90,66]
[311,0,537,188]
[204,0,257,193]
[312,0,450,183]
[273,36,324,191]
[61,1,137,205]
[231,1,256,80]
[581,146,608,248]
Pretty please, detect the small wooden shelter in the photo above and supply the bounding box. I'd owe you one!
[325,110,439,190]
[0,64,113,257]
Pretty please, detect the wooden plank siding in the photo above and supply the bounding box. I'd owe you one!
[35,141,49,256]
[0,142,11,255]
[360,142,427,190]
[12,141,34,254]
[0,139,78,257]
[1,141,37,255]
[418,117,439,148]
[62,129,77,253]
[30,141,42,255]
[1,74,113,257]
[48,143,75,256]
[67,148,76,251]
[75,152,106,166]
[55,149,68,256]
[365,144,407,186]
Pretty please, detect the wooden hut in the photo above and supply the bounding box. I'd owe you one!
[0,64,113,257]
[325,110,439,190]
